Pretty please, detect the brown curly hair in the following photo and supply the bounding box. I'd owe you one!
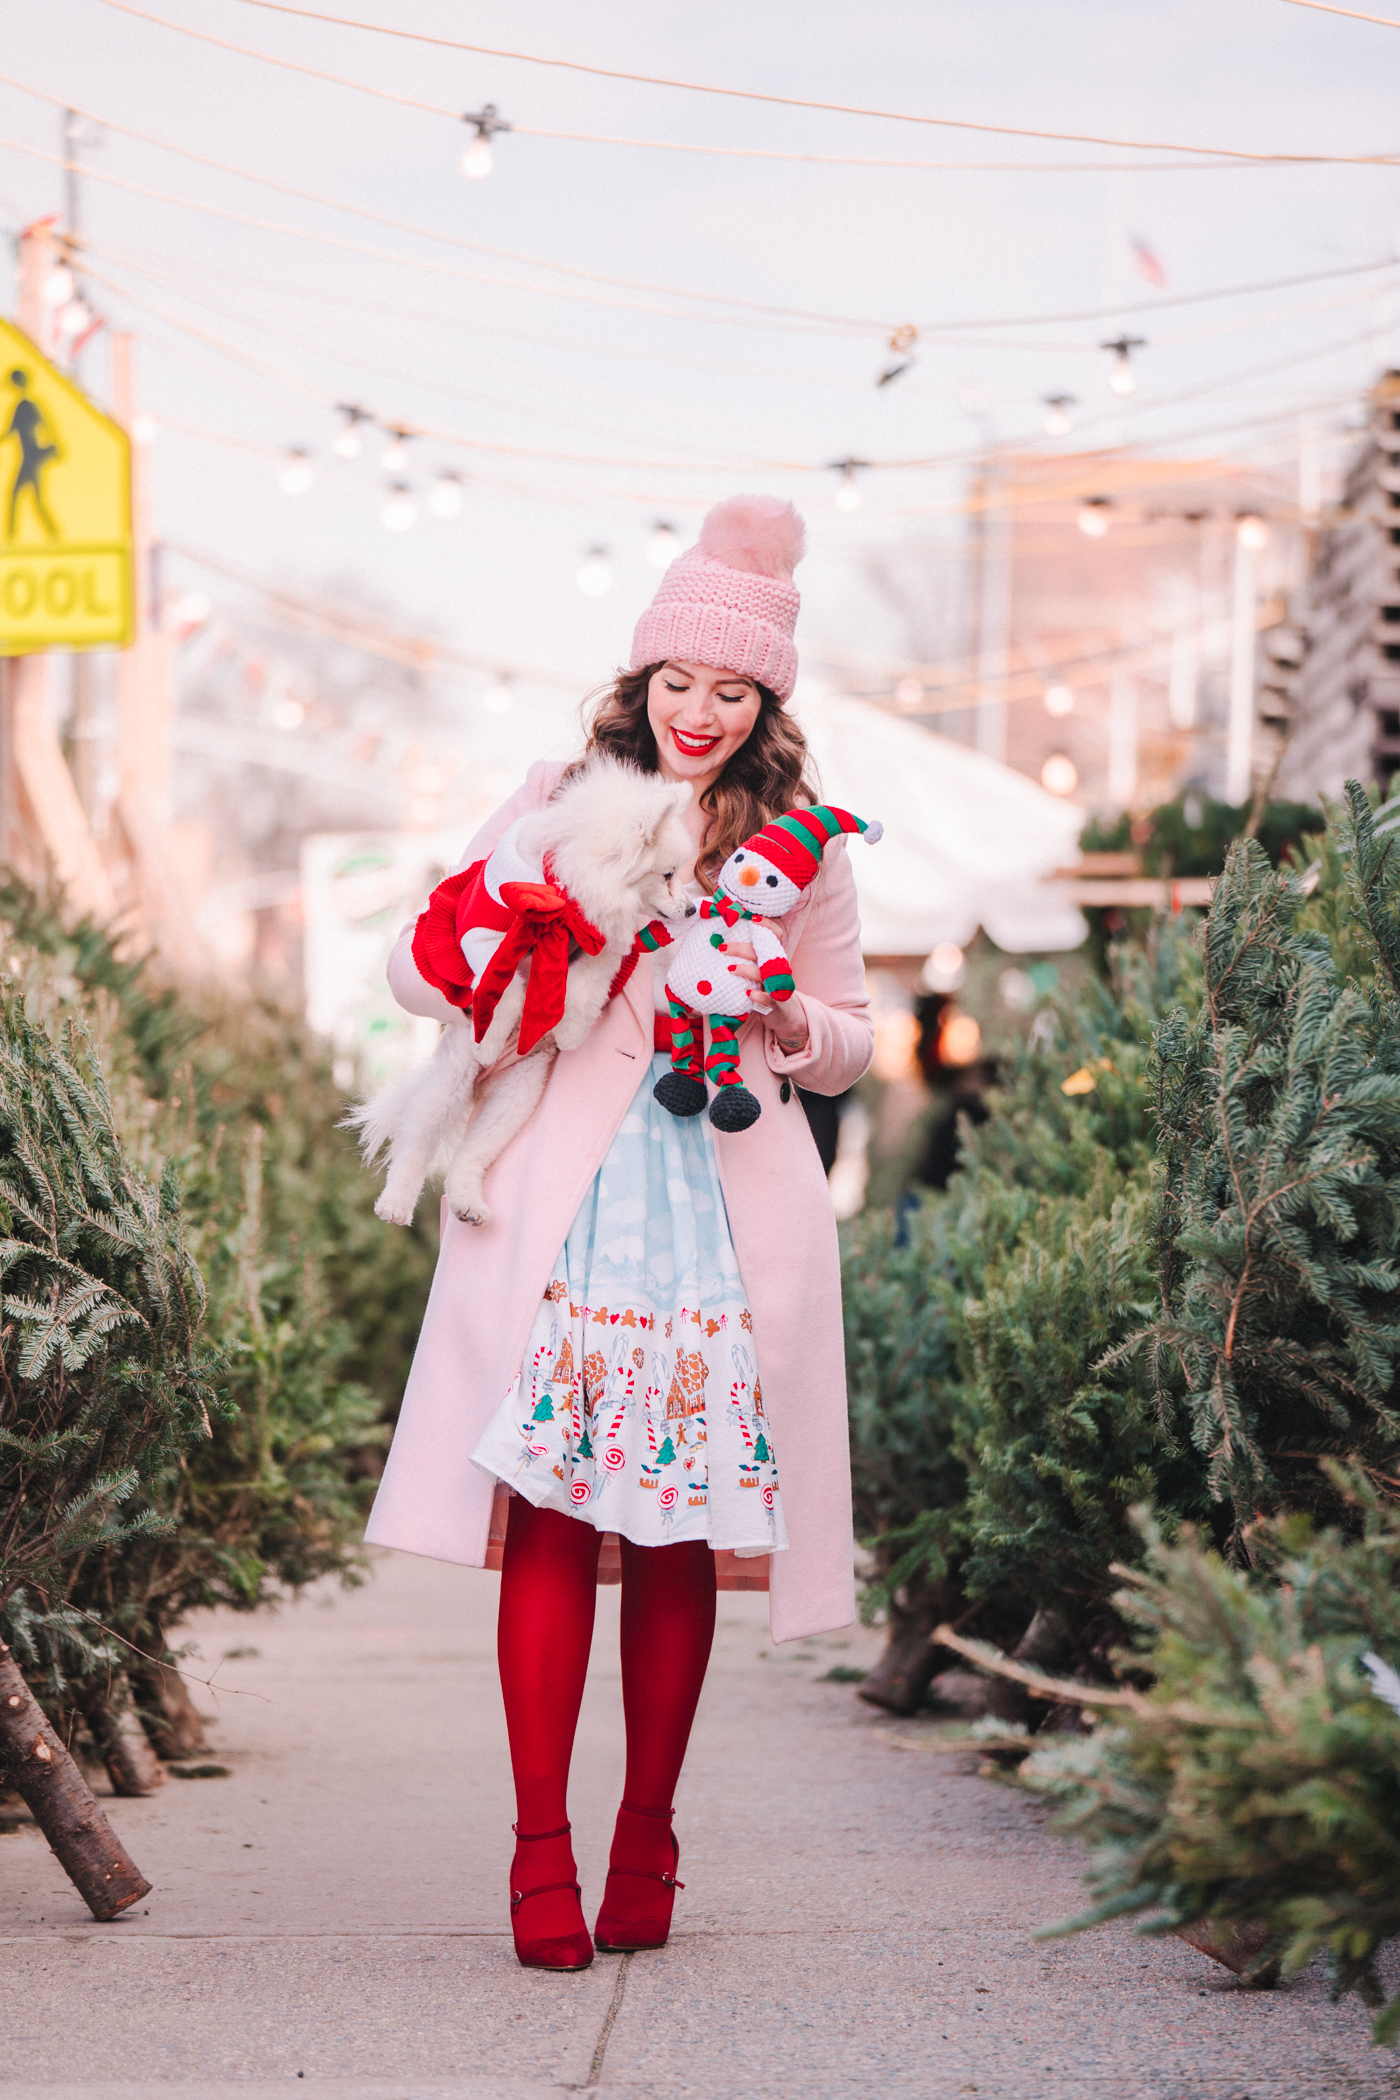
[566,664,817,890]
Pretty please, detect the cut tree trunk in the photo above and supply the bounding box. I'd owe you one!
[858,1593,943,1716]
[1174,1918,1279,1985]
[128,1624,207,1760]
[0,1640,150,1920]
[77,1677,167,1797]
[983,1607,1073,1729]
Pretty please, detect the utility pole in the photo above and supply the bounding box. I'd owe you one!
[62,108,98,823]
[975,466,1012,765]
[1226,522,1260,807]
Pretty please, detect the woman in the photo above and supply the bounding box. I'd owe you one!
[366,495,874,1971]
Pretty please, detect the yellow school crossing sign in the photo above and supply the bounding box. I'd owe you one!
[0,319,133,654]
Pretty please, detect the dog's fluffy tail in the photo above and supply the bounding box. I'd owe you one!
[341,1068,421,1164]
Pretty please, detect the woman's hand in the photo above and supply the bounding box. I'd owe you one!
[725,940,811,1054]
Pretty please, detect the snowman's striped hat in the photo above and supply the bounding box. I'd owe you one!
[743,805,883,889]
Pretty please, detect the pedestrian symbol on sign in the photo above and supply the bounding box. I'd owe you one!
[5,368,61,540]
[0,319,132,654]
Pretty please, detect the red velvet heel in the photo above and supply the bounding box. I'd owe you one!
[510,1822,594,1971]
[593,1802,685,1953]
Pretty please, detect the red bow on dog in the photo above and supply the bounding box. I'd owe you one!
[472,880,606,1054]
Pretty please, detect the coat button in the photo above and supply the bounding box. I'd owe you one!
[779,1080,792,1103]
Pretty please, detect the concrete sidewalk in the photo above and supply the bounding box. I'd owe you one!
[2,1547,1396,2100]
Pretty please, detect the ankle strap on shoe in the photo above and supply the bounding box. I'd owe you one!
[618,1801,674,1820]
[605,1864,685,1891]
[511,1878,582,1915]
[512,1822,572,1841]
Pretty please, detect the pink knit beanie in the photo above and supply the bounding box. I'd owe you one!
[630,495,806,703]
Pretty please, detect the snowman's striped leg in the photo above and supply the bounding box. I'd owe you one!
[654,999,707,1118]
[703,1015,743,1088]
[705,1017,761,1132]
[668,996,703,1083]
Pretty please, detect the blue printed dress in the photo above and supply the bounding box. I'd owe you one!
[470,1050,788,1557]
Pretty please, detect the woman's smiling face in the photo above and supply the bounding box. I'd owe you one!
[646,660,762,790]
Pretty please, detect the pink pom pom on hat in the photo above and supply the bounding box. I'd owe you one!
[630,494,806,703]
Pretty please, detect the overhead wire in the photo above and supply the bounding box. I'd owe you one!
[78,253,797,464]
[0,132,875,336]
[1276,0,1400,22]
[0,72,900,331]
[204,0,1400,166]
[46,7,1253,176]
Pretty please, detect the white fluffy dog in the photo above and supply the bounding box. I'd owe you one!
[351,757,692,1229]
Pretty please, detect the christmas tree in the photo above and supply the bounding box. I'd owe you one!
[1014,1479,1400,2040]
[577,1426,593,1459]
[656,1434,676,1467]
[532,1393,555,1424]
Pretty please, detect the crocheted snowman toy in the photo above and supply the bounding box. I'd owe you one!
[637,805,881,1132]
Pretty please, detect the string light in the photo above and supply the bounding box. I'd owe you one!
[831,459,867,513]
[648,519,680,569]
[380,481,416,531]
[1077,496,1112,539]
[482,676,514,713]
[1102,334,1146,396]
[131,411,159,443]
[577,547,613,596]
[894,676,924,707]
[381,426,411,472]
[1236,511,1270,550]
[876,323,918,387]
[57,296,94,340]
[1043,393,1076,436]
[332,402,369,458]
[427,468,464,517]
[1044,682,1074,715]
[461,101,510,180]
[921,942,965,993]
[1041,753,1079,795]
[42,263,74,306]
[278,446,313,494]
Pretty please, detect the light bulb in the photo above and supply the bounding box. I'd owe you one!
[170,589,210,629]
[278,448,313,496]
[131,412,159,445]
[648,521,680,570]
[332,408,365,460]
[381,430,410,474]
[380,482,416,532]
[427,470,464,518]
[1044,682,1074,717]
[42,264,74,308]
[1041,752,1079,796]
[834,468,862,514]
[57,297,92,340]
[577,548,612,597]
[483,679,514,714]
[1108,351,1137,398]
[1236,513,1269,551]
[894,676,924,709]
[461,133,493,180]
[1077,497,1111,540]
[1043,395,1075,437]
[921,942,965,994]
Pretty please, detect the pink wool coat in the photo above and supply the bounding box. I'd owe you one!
[364,761,874,1642]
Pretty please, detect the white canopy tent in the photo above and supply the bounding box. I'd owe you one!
[791,681,1087,956]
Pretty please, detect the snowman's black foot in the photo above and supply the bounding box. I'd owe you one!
[654,1070,708,1118]
[708,1086,761,1133]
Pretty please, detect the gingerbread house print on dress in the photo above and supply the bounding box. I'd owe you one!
[666,1348,708,1420]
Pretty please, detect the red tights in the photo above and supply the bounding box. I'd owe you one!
[497,1496,716,1936]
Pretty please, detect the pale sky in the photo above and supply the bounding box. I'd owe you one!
[5,0,1400,744]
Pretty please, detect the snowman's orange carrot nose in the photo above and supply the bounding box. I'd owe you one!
[739,865,760,885]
